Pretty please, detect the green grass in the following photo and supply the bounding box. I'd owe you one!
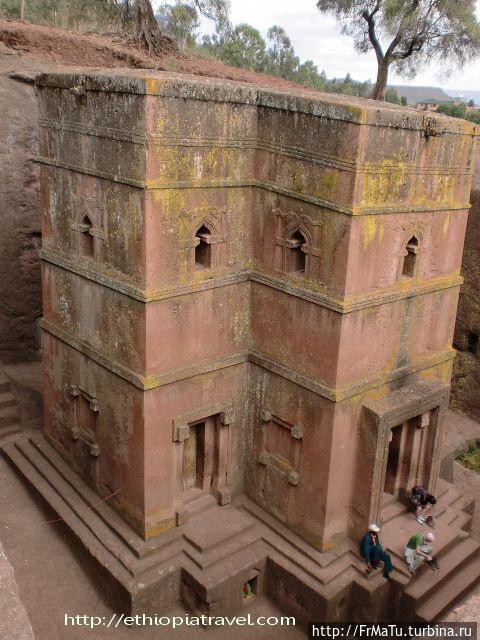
[456,442,480,475]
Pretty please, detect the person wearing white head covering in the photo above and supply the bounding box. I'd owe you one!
[360,524,393,581]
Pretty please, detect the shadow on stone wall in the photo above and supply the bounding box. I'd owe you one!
[451,185,480,421]
[0,64,42,364]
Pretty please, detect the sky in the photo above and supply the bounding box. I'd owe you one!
[152,0,480,93]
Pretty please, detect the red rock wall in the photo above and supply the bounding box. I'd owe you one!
[0,68,42,363]
[451,187,480,420]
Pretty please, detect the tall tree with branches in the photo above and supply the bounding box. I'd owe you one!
[316,1,480,100]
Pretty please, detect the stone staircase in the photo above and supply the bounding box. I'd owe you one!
[0,433,270,613]
[0,367,20,439]
[1,431,479,621]
[380,480,480,621]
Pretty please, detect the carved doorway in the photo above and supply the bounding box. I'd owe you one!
[383,412,436,505]
[182,416,219,498]
[362,380,449,527]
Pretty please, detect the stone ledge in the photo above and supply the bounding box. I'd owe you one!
[35,70,477,136]
[36,157,471,217]
[39,117,469,178]
[40,319,455,402]
[41,248,463,313]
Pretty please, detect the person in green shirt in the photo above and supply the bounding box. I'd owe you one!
[404,531,439,574]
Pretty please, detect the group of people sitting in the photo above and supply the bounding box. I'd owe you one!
[360,484,439,580]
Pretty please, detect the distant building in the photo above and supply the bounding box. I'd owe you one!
[415,98,461,111]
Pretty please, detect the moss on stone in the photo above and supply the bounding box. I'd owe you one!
[457,442,480,475]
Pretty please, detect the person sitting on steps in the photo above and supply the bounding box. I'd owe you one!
[360,523,393,582]
[404,531,439,575]
[410,484,436,527]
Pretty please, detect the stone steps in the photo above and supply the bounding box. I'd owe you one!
[436,505,472,530]
[3,430,478,620]
[239,495,351,570]
[379,486,480,620]
[11,435,191,578]
[1,433,273,607]
[185,538,269,606]
[237,496,359,593]
[0,375,20,438]
[1,438,136,590]
[404,536,479,602]
[183,525,260,570]
[183,492,217,518]
[27,434,151,558]
[415,554,480,621]
[382,500,408,523]
[0,390,17,410]
[14,436,143,570]
[0,406,19,429]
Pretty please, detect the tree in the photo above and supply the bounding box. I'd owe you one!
[156,3,200,49]
[468,98,475,107]
[316,1,480,100]
[122,0,229,55]
[436,101,480,123]
[400,95,407,105]
[265,25,300,80]
[203,23,267,70]
[296,60,328,89]
[384,86,400,103]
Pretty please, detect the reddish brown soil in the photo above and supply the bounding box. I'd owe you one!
[0,18,305,91]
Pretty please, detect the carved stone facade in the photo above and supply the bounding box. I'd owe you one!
[14,71,478,620]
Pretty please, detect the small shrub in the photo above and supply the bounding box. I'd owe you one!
[456,441,480,475]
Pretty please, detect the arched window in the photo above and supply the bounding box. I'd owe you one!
[402,236,418,278]
[287,230,306,275]
[195,224,211,269]
[80,215,94,257]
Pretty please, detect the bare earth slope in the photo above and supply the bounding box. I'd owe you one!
[0,19,307,91]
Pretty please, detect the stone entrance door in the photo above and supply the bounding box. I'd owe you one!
[362,380,449,527]
[182,416,218,495]
[383,412,434,500]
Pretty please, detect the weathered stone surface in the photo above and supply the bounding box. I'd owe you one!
[0,60,44,363]
[0,542,35,640]
[32,69,478,620]
[451,187,480,420]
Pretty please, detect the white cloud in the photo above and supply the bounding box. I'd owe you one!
[153,0,480,91]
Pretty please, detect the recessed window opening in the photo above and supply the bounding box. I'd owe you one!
[34,316,42,350]
[467,332,479,355]
[77,394,97,435]
[195,225,211,269]
[287,230,306,275]
[402,237,418,278]
[80,215,94,257]
[242,576,258,600]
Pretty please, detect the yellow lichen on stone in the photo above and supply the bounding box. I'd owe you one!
[314,169,339,201]
[362,157,407,207]
[361,215,382,249]
[144,77,164,96]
